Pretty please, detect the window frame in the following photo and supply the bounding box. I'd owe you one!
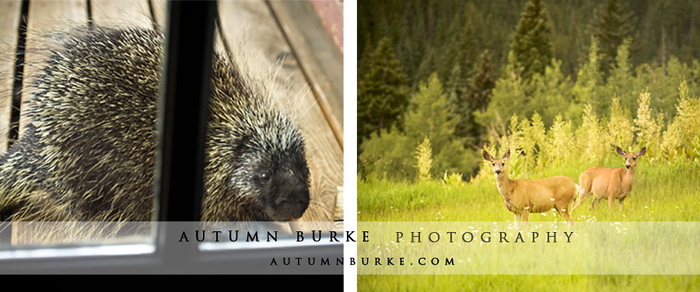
[0,1,343,275]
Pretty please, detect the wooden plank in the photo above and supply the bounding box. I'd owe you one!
[90,0,153,29]
[19,0,88,137]
[333,185,343,232]
[308,0,343,54]
[150,0,167,29]
[0,0,22,155]
[218,0,343,229]
[268,0,344,147]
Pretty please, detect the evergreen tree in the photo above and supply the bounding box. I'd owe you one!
[460,50,496,144]
[571,36,603,123]
[510,0,554,82]
[475,51,529,138]
[357,37,410,148]
[360,74,476,180]
[452,13,479,82]
[605,38,635,112]
[530,59,574,128]
[589,0,637,78]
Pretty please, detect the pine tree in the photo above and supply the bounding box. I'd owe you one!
[530,59,574,127]
[589,0,637,78]
[460,50,496,144]
[404,73,462,157]
[510,0,554,82]
[475,51,528,138]
[571,36,603,123]
[605,38,635,112]
[453,14,479,81]
[360,74,476,180]
[357,37,411,147]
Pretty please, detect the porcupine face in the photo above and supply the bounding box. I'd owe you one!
[202,50,311,221]
[233,120,311,221]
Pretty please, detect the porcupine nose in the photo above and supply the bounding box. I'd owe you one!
[269,172,310,220]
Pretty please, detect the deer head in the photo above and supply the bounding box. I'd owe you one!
[483,149,510,175]
[615,146,646,169]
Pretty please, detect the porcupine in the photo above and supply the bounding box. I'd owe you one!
[0,26,311,222]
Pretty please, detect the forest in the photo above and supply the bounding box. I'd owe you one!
[357,0,700,181]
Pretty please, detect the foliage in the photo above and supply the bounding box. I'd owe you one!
[453,50,496,146]
[357,37,410,147]
[357,1,700,289]
[589,0,637,77]
[360,74,478,181]
[415,137,433,181]
[510,0,554,82]
[358,0,700,182]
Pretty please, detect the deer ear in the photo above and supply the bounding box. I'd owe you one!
[502,149,511,160]
[615,146,627,156]
[482,150,493,162]
[638,147,647,157]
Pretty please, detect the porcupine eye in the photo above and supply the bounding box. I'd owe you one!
[255,171,271,183]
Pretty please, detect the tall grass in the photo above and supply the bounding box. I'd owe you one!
[357,87,700,290]
[358,156,699,222]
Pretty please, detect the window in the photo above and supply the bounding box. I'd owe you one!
[0,0,343,275]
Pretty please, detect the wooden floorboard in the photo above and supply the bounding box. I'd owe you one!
[267,0,344,147]
[150,0,167,29]
[90,0,153,28]
[218,0,343,230]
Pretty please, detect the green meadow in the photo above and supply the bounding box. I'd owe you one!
[356,72,700,291]
[357,0,700,289]
[358,158,700,222]
[357,158,700,290]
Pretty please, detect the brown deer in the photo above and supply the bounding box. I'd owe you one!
[482,149,576,225]
[571,146,646,213]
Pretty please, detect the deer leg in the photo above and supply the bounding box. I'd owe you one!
[589,197,600,211]
[608,196,615,211]
[571,191,586,212]
[619,197,625,213]
[520,209,530,228]
[557,205,573,225]
[571,198,582,212]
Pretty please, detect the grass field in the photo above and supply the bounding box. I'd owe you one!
[357,157,700,291]
[359,158,699,222]
[358,275,700,291]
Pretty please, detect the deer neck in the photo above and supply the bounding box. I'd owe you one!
[495,172,515,202]
[621,166,637,190]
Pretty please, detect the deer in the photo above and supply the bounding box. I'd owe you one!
[571,146,646,213]
[482,149,576,225]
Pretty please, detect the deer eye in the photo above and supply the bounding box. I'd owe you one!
[633,157,637,160]
[492,163,495,166]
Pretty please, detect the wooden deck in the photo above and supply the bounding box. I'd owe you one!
[0,0,343,238]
